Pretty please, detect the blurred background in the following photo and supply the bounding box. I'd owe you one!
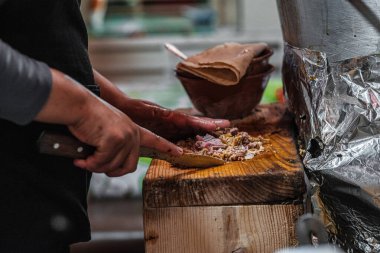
[72,0,284,252]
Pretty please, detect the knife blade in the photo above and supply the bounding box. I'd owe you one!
[37,131,225,168]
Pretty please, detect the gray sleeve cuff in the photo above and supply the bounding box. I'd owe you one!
[0,39,52,125]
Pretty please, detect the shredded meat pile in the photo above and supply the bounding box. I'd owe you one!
[177,128,264,161]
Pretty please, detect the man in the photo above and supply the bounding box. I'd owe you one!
[0,1,229,252]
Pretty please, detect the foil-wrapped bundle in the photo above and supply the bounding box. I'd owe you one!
[277,0,380,252]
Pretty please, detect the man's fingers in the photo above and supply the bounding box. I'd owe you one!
[74,153,113,173]
[74,152,110,172]
[189,116,231,131]
[210,118,231,128]
[75,145,137,176]
[99,145,132,173]
[73,142,124,172]
[139,127,182,156]
[106,145,140,177]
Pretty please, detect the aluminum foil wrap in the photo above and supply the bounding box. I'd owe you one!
[282,43,380,252]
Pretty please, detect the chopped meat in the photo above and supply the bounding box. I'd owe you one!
[177,128,265,162]
[230,127,239,136]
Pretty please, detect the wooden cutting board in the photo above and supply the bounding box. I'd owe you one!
[143,103,305,208]
[143,103,306,253]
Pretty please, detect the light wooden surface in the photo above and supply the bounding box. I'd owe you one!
[143,103,305,208]
[144,204,303,253]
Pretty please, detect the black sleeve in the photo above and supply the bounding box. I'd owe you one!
[0,39,52,125]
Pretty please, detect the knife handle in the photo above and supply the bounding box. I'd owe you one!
[37,131,224,168]
[37,131,158,160]
[37,131,95,159]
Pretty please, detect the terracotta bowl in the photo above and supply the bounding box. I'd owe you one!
[177,64,275,120]
[246,47,273,75]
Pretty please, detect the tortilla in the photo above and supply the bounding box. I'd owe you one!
[177,42,268,86]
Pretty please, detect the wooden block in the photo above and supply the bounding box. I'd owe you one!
[144,204,304,253]
[143,103,306,253]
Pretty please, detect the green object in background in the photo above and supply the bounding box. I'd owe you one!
[139,157,152,165]
[261,77,283,104]
[140,16,193,34]
[137,157,152,193]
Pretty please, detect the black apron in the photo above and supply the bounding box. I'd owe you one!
[0,0,97,251]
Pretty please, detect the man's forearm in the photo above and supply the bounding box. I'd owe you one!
[0,39,52,125]
[93,69,129,108]
[34,69,98,126]
[0,39,98,127]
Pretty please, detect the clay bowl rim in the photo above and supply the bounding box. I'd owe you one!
[176,64,276,82]
[175,47,275,81]
[251,47,274,63]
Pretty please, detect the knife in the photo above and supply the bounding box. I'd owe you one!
[37,131,225,168]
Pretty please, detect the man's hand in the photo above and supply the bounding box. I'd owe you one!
[93,70,230,140]
[35,69,182,176]
[69,100,182,177]
[118,98,231,141]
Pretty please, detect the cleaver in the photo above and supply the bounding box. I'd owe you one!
[37,131,225,168]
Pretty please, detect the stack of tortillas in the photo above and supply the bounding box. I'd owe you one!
[177,42,268,86]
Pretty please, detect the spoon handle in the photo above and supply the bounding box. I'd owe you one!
[164,43,188,60]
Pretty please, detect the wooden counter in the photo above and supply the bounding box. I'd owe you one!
[143,103,305,253]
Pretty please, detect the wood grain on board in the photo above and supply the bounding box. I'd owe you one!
[143,103,306,208]
[144,204,303,253]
